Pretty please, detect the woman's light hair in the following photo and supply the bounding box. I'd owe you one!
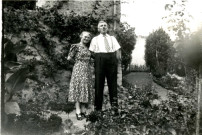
[80,31,92,38]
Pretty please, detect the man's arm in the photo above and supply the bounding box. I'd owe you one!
[116,48,122,61]
[112,36,121,61]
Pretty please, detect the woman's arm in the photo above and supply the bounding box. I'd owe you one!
[66,44,77,64]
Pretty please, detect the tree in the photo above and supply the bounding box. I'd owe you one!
[145,28,172,77]
[164,0,192,40]
[163,0,193,77]
[114,23,136,71]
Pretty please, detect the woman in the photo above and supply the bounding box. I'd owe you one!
[67,31,94,120]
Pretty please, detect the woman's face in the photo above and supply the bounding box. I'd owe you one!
[81,32,91,44]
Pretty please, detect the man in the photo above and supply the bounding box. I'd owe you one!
[89,20,121,112]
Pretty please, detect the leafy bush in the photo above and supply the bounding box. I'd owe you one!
[4,113,62,135]
[3,0,36,10]
[114,23,136,71]
[153,72,196,95]
[129,65,150,72]
[153,73,182,90]
[145,28,173,78]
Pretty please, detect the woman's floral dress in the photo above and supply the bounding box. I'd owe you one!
[68,43,94,103]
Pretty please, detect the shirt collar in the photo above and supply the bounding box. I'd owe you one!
[99,33,109,37]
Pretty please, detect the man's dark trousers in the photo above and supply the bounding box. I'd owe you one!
[94,52,118,111]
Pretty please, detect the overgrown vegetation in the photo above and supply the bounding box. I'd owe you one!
[5,113,62,135]
[85,79,197,135]
[149,0,202,96]
[2,1,136,134]
[128,65,150,72]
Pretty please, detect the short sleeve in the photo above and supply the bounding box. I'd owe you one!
[67,44,77,61]
[112,36,121,51]
[89,37,96,52]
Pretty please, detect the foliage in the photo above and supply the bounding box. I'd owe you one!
[163,0,196,78]
[91,0,120,22]
[154,68,197,95]
[115,23,136,70]
[85,79,196,135]
[4,113,62,135]
[38,8,98,43]
[128,64,150,72]
[3,6,71,111]
[153,73,185,95]
[3,0,36,10]
[145,28,173,77]
[163,0,192,40]
[3,38,31,102]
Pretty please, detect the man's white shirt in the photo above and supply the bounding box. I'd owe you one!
[89,34,120,53]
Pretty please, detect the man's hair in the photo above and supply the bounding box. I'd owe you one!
[97,20,108,28]
[80,31,92,38]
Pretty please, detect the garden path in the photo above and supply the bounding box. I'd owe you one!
[124,72,169,100]
[58,72,169,134]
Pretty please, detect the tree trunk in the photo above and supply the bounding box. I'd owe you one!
[156,50,159,67]
[196,63,202,135]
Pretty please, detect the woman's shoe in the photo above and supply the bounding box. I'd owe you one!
[76,113,83,120]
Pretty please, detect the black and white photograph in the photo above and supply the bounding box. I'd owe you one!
[1,0,202,134]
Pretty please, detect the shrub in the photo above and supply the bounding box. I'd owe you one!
[114,23,136,71]
[4,113,62,135]
[129,65,150,72]
[42,114,63,133]
[153,73,196,95]
[145,28,173,77]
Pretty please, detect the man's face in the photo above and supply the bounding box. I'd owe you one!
[98,22,108,34]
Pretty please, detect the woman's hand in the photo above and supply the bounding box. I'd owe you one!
[66,56,75,64]
[66,56,71,61]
